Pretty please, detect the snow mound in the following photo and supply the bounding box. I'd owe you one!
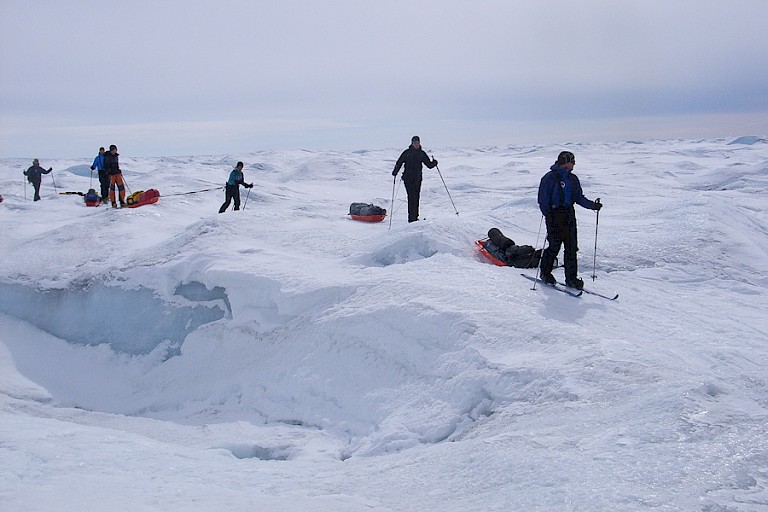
[728,135,766,145]
[64,164,94,177]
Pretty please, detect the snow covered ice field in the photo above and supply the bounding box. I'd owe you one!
[0,137,767,511]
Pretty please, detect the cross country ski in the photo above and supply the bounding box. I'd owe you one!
[521,274,582,297]
[521,274,618,300]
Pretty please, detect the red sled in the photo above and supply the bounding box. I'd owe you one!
[85,199,101,207]
[350,213,386,222]
[348,202,386,222]
[125,189,160,208]
[475,239,507,267]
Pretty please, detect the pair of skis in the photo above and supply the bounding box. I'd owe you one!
[521,274,618,300]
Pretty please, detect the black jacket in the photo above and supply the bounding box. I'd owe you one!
[104,152,121,175]
[24,164,51,183]
[393,146,436,180]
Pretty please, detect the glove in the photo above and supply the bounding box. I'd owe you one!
[48,168,53,171]
[432,158,438,166]
[246,183,253,188]
[392,169,398,177]
[90,166,95,170]
[594,201,603,211]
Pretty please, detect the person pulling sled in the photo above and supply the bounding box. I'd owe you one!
[218,162,253,213]
[537,151,602,290]
[105,145,126,208]
[90,147,109,203]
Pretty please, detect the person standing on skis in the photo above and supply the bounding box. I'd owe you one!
[537,151,602,290]
[23,158,52,201]
[90,147,108,203]
[218,161,253,213]
[392,136,438,223]
[104,144,126,208]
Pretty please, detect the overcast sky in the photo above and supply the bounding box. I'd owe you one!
[1,0,767,158]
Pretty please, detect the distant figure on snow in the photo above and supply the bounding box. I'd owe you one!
[392,135,437,223]
[218,161,253,213]
[104,144,126,208]
[90,146,109,203]
[537,151,602,290]
[23,158,52,201]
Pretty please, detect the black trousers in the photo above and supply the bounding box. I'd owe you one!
[98,170,109,200]
[218,184,241,213]
[30,179,42,201]
[403,176,422,223]
[540,209,579,282]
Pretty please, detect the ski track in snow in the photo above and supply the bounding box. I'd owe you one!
[1,138,767,511]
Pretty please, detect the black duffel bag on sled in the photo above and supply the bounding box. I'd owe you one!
[478,227,546,268]
[349,202,387,222]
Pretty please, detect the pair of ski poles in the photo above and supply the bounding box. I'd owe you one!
[532,199,601,288]
[226,186,251,212]
[388,161,459,229]
[22,170,58,201]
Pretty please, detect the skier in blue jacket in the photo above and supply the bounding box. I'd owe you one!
[90,147,108,203]
[218,162,253,213]
[537,151,602,290]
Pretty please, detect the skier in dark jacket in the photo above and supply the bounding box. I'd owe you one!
[23,158,52,201]
[392,136,438,222]
[104,144,126,208]
[537,151,602,290]
[218,162,253,213]
[90,147,108,203]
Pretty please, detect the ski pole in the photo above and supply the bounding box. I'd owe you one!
[528,213,545,271]
[24,179,27,202]
[90,168,94,189]
[49,169,58,194]
[532,215,546,290]
[121,174,132,194]
[591,198,601,281]
[388,174,397,229]
[435,164,459,216]
[242,186,251,211]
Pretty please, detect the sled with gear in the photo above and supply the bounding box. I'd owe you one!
[348,202,386,222]
[476,228,545,269]
[84,189,101,207]
[125,189,160,208]
[60,190,101,207]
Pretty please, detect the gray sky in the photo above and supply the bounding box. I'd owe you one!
[2,0,767,158]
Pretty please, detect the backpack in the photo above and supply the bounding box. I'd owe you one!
[84,188,100,204]
[125,189,160,206]
[504,244,542,268]
[349,202,386,216]
[486,227,543,268]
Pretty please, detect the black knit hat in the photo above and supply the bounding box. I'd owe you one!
[411,136,420,143]
[557,151,575,165]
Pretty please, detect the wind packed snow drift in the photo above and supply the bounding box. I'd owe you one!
[1,138,767,511]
